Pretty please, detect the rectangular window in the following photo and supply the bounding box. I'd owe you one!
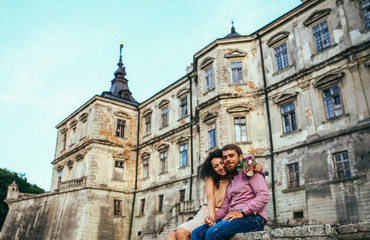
[116,119,126,138]
[323,85,344,119]
[139,199,145,216]
[234,117,247,142]
[160,151,167,173]
[180,144,188,167]
[274,43,289,71]
[161,107,168,128]
[205,67,214,92]
[80,119,87,140]
[158,195,164,212]
[334,152,351,179]
[361,0,370,29]
[180,190,185,202]
[312,21,331,52]
[58,171,62,183]
[114,200,122,216]
[180,98,188,118]
[71,127,76,145]
[61,132,67,151]
[208,122,216,149]
[145,115,151,135]
[114,161,124,181]
[281,102,297,133]
[287,163,300,188]
[231,61,243,84]
[143,157,149,178]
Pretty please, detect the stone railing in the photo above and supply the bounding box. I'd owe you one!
[170,200,195,216]
[58,176,87,191]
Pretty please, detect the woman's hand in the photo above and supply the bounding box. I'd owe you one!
[254,163,263,172]
[205,215,216,227]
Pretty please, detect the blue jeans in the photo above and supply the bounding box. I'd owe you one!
[191,215,265,240]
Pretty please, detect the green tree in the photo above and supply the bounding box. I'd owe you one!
[0,168,45,230]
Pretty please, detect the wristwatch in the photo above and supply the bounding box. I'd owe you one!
[238,209,246,216]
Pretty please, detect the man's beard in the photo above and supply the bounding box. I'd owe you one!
[226,163,238,175]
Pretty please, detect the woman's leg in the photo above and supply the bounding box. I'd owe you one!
[166,230,177,240]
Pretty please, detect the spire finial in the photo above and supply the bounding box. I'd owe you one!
[114,42,126,77]
[231,18,236,33]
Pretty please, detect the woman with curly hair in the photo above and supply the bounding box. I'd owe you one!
[166,149,262,240]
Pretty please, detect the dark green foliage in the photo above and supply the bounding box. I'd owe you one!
[0,168,45,230]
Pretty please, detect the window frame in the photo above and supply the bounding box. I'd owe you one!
[333,151,351,180]
[281,102,298,134]
[144,114,151,135]
[230,61,243,84]
[311,19,332,53]
[287,162,300,188]
[179,143,188,167]
[207,122,217,149]
[274,42,290,71]
[139,199,145,216]
[160,151,168,174]
[180,97,188,118]
[161,106,169,128]
[179,189,186,203]
[322,84,344,120]
[158,195,164,213]
[142,156,149,179]
[116,119,126,138]
[114,199,122,216]
[205,67,214,92]
[360,0,370,29]
[233,116,248,143]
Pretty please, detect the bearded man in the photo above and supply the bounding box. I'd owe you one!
[191,144,270,240]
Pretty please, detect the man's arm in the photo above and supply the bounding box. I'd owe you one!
[242,173,270,215]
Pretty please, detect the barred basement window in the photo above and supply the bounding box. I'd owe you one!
[139,199,145,216]
[287,163,300,188]
[334,152,351,179]
[323,85,344,119]
[234,117,247,142]
[180,189,185,202]
[274,43,289,71]
[158,195,164,212]
[361,0,370,29]
[231,61,243,84]
[312,21,331,52]
[116,119,126,138]
[281,102,297,133]
[114,200,122,216]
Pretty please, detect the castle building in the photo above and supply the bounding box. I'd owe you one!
[1,0,370,239]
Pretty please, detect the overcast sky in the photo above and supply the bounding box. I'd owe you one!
[0,0,302,191]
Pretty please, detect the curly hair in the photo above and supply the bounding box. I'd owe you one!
[199,149,223,188]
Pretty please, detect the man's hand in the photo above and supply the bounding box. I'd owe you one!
[222,210,244,222]
[205,215,216,227]
[254,163,263,173]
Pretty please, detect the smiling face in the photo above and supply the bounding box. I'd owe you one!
[223,149,242,174]
[211,157,227,177]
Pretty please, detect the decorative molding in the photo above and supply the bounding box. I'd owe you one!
[303,9,331,26]
[176,88,190,98]
[200,57,215,69]
[202,112,218,122]
[273,92,299,104]
[142,109,153,117]
[57,165,64,172]
[69,120,78,128]
[158,99,170,108]
[224,49,247,58]
[364,59,370,68]
[267,31,290,47]
[60,128,68,134]
[67,160,74,169]
[157,143,169,152]
[79,112,89,121]
[313,72,344,89]
[114,111,130,119]
[113,153,128,161]
[176,136,189,144]
[141,152,150,159]
[348,63,359,72]
[226,105,251,113]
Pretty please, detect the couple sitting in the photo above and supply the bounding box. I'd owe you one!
[167,144,270,240]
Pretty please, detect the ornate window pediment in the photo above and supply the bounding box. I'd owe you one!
[203,112,218,122]
[157,143,169,152]
[114,111,130,119]
[267,31,290,47]
[224,49,247,58]
[60,128,68,134]
[200,57,215,69]
[303,9,331,26]
[141,152,150,159]
[67,160,74,169]
[273,92,298,104]
[57,165,64,172]
[79,113,89,121]
[158,99,170,108]
[113,153,129,161]
[176,136,189,144]
[69,120,78,128]
[177,88,190,98]
[227,105,251,113]
[142,109,152,117]
[313,72,344,89]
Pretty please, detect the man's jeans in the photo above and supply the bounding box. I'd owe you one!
[191,215,265,240]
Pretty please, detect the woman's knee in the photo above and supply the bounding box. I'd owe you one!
[176,228,190,239]
[166,230,176,240]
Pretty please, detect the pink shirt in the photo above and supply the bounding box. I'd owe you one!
[215,172,270,223]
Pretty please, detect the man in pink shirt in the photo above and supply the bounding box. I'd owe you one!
[191,144,270,240]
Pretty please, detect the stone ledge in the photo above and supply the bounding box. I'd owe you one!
[231,222,370,240]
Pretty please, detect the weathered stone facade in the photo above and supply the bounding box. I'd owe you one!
[1,0,370,239]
